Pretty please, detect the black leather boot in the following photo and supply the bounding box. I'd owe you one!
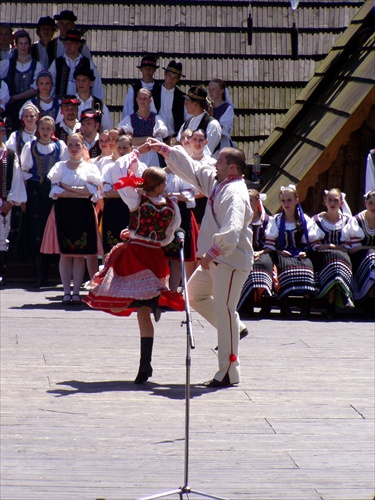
[134,337,154,384]
[33,254,43,288]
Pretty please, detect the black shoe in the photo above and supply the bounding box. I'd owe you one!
[134,366,153,384]
[153,306,161,322]
[203,374,237,388]
[299,299,310,320]
[326,302,336,320]
[71,294,82,306]
[240,327,248,340]
[280,298,293,319]
[62,294,72,305]
[214,327,248,351]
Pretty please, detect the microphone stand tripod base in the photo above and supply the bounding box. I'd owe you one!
[138,485,228,499]
[137,238,228,500]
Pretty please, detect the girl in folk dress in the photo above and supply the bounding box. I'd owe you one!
[21,115,67,286]
[91,130,112,171]
[6,101,39,159]
[84,164,184,384]
[237,190,273,317]
[208,78,235,159]
[41,132,103,304]
[31,70,60,121]
[188,129,216,227]
[0,30,43,131]
[264,185,324,318]
[101,134,147,254]
[309,188,354,318]
[118,88,168,167]
[5,102,39,261]
[342,190,375,314]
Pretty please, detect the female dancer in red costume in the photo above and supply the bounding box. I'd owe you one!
[85,160,184,383]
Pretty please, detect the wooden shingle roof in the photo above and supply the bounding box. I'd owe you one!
[258,0,374,213]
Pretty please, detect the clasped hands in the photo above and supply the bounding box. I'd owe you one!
[279,250,307,258]
[137,137,163,155]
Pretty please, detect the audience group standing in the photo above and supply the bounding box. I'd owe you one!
[0,13,374,322]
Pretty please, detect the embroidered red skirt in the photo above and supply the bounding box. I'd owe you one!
[84,239,185,316]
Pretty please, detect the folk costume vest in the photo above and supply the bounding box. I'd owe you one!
[88,140,101,159]
[213,102,230,122]
[4,52,38,96]
[182,112,220,151]
[29,140,61,182]
[129,195,175,242]
[152,85,186,136]
[0,148,15,201]
[54,55,91,99]
[313,214,350,245]
[355,212,375,246]
[130,112,156,137]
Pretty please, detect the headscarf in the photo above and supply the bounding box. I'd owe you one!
[19,101,40,120]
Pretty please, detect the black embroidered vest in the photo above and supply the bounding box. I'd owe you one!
[55,56,91,99]
[0,149,15,200]
[152,85,185,135]
[5,51,38,96]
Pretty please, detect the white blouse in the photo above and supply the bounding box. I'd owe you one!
[341,212,375,247]
[0,146,27,205]
[165,172,196,209]
[265,214,324,250]
[102,153,147,192]
[6,129,37,157]
[47,161,102,200]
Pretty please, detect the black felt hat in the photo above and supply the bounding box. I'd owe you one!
[73,67,95,81]
[54,10,78,22]
[185,85,208,103]
[63,29,84,43]
[137,55,159,69]
[163,60,185,78]
[37,16,58,31]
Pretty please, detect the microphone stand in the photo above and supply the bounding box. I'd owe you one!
[137,233,227,500]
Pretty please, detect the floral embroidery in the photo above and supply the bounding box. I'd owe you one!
[129,196,174,241]
[163,238,180,255]
[106,230,119,248]
[62,232,88,251]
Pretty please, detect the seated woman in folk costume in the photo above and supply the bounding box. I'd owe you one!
[264,184,324,319]
[309,188,354,319]
[237,189,274,318]
[342,190,375,317]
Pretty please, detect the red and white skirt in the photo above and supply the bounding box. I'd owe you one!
[84,238,185,316]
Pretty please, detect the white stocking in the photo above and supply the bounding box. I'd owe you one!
[72,258,85,295]
[59,255,73,295]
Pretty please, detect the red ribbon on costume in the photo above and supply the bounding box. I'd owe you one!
[113,174,144,191]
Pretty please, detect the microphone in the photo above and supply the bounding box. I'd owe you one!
[175,228,185,244]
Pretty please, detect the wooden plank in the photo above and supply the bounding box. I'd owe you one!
[1,286,373,499]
